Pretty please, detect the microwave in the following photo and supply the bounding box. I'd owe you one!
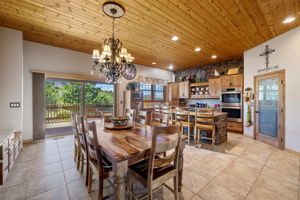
[221,88,243,107]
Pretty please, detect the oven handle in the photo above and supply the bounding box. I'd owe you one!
[221,107,243,109]
[221,92,242,94]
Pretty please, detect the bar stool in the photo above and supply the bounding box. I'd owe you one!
[194,108,215,149]
[175,108,194,145]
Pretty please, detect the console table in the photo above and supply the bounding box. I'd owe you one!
[0,129,22,185]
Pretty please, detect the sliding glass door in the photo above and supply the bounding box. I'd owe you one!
[45,79,114,136]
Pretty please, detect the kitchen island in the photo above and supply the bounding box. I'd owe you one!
[175,110,228,145]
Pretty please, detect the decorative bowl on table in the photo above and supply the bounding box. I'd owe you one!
[110,116,130,127]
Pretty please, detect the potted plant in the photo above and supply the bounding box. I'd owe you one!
[126,81,139,91]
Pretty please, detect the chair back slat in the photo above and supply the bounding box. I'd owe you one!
[147,125,182,185]
[136,110,148,125]
[125,108,136,122]
[150,126,182,165]
[151,112,169,127]
[195,108,215,126]
[86,120,104,167]
[101,111,113,123]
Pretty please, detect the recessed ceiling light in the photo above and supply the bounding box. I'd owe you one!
[283,16,296,24]
[168,64,174,70]
[195,47,201,52]
[152,62,156,65]
[211,55,217,59]
[171,36,179,41]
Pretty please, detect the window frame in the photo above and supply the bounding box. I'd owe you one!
[139,83,166,102]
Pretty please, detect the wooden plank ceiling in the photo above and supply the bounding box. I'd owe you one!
[0,0,299,71]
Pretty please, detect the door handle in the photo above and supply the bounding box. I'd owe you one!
[255,111,259,113]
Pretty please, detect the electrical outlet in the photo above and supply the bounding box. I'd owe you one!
[10,102,21,108]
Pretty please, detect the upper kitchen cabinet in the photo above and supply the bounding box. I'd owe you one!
[167,82,179,106]
[221,74,243,88]
[178,81,190,99]
[209,78,221,98]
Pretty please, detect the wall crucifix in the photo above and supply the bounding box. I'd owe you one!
[259,45,275,70]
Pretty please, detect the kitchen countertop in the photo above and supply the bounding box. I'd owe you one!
[0,129,15,146]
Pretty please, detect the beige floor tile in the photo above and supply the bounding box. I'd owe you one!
[1,168,30,189]
[246,183,291,200]
[260,165,299,185]
[62,158,78,170]
[182,170,209,194]
[188,162,221,181]
[222,158,263,185]
[67,179,91,200]
[198,181,243,200]
[64,167,85,183]
[191,195,204,200]
[32,154,61,167]
[239,145,271,165]
[201,152,235,171]
[213,170,253,197]
[26,185,69,200]
[60,151,74,161]
[0,183,27,200]
[30,162,63,179]
[26,172,66,198]
[253,174,298,200]
[59,145,74,153]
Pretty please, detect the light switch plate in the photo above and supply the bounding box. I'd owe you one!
[10,102,21,108]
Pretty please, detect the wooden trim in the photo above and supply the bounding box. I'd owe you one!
[22,139,33,144]
[254,70,285,150]
[30,69,105,82]
[285,148,300,157]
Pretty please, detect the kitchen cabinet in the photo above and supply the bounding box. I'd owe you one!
[178,81,190,99]
[167,82,179,106]
[209,78,221,98]
[227,121,243,133]
[221,74,243,88]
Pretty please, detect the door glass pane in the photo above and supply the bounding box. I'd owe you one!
[258,78,278,138]
[45,80,82,136]
[84,83,114,115]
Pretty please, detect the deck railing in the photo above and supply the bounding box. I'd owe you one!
[45,103,113,124]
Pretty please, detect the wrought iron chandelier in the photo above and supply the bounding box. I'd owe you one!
[91,2,136,84]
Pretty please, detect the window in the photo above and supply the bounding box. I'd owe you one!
[154,85,164,100]
[140,83,152,100]
[140,83,165,101]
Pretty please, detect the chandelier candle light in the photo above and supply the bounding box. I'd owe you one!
[91,2,137,84]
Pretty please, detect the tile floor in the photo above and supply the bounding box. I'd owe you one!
[0,133,299,200]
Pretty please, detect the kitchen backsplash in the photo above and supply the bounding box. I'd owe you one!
[186,99,221,107]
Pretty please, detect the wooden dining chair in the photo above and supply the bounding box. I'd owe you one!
[71,112,80,168]
[124,108,136,122]
[127,126,182,200]
[153,104,161,114]
[175,108,194,145]
[101,111,113,123]
[161,106,171,125]
[194,108,216,149]
[151,112,169,127]
[136,110,148,126]
[85,120,113,200]
[75,115,89,185]
[86,107,102,118]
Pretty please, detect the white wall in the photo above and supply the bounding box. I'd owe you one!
[23,41,173,140]
[0,27,23,131]
[244,26,300,153]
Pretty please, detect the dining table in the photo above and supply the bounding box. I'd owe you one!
[87,120,187,200]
